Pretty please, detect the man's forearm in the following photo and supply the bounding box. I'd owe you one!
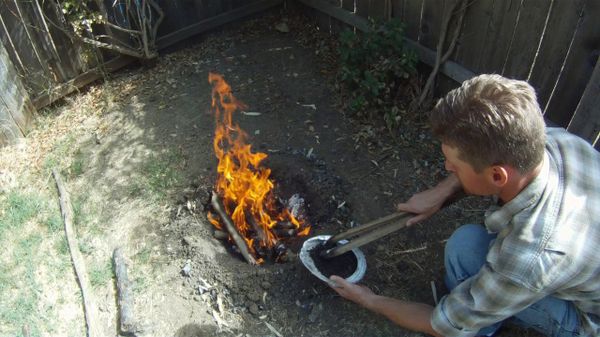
[364,295,442,337]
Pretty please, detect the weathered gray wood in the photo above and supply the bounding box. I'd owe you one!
[419,0,445,50]
[156,0,283,50]
[368,0,387,20]
[476,0,520,74]
[528,0,585,111]
[113,247,138,335]
[52,169,102,337]
[501,0,552,80]
[391,0,405,20]
[403,0,423,41]
[342,0,355,12]
[452,0,492,73]
[0,40,35,145]
[355,0,370,19]
[296,0,475,82]
[545,0,600,127]
[567,55,600,146]
[32,55,135,109]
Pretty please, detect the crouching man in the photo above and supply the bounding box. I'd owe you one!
[331,74,600,337]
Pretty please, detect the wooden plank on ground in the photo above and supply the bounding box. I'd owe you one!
[296,0,474,82]
[545,0,600,128]
[477,0,520,74]
[156,0,283,49]
[567,55,600,146]
[528,0,585,111]
[451,0,492,73]
[501,0,551,80]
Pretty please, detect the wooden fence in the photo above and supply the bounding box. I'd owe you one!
[297,0,600,148]
[1,0,598,148]
[0,0,281,144]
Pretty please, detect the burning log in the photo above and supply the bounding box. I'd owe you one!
[210,191,257,265]
[275,221,295,230]
[273,228,297,237]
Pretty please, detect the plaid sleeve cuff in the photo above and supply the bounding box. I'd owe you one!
[431,296,479,337]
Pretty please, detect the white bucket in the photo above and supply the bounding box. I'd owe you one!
[299,235,367,286]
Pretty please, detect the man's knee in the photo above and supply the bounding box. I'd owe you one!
[445,224,489,258]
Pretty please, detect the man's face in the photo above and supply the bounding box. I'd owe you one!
[441,143,497,196]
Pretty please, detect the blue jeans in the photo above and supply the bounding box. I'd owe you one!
[444,224,582,337]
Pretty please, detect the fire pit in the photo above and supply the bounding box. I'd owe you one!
[206,73,311,264]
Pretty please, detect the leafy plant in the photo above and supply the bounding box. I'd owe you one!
[339,19,418,130]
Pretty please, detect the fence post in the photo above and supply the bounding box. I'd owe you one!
[0,39,36,146]
[567,55,600,147]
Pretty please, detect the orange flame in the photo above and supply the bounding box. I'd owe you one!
[208,73,310,262]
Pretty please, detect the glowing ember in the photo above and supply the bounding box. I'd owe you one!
[207,73,310,263]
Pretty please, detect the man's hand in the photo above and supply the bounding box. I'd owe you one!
[329,275,375,308]
[397,175,462,226]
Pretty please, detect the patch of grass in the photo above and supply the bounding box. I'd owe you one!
[130,151,184,201]
[44,212,63,233]
[0,234,44,336]
[42,134,76,174]
[89,259,113,288]
[134,246,152,265]
[0,191,43,238]
[69,149,85,177]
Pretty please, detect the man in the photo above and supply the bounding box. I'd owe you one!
[330,74,600,337]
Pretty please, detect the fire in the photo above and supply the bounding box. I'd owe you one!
[207,73,310,262]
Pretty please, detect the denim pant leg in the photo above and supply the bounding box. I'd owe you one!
[444,224,582,337]
[444,224,501,336]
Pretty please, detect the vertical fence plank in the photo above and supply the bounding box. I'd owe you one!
[368,0,387,20]
[391,0,405,21]
[356,0,370,19]
[0,40,35,144]
[476,0,520,74]
[528,0,584,111]
[0,1,47,94]
[567,55,600,146]
[342,0,355,11]
[403,0,423,42]
[451,0,492,73]
[501,0,551,80]
[418,0,445,51]
[545,0,600,127]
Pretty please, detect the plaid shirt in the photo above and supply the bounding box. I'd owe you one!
[431,128,600,337]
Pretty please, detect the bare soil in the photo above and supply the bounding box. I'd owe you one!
[4,7,541,337]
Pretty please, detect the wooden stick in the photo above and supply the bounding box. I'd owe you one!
[210,191,257,265]
[113,247,138,335]
[52,169,101,337]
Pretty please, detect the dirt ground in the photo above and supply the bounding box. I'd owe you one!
[0,7,542,337]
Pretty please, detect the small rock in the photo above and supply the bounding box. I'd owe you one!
[308,303,323,323]
[260,281,271,290]
[274,22,290,33]
[181,260,192,277]
[248,302,260,315]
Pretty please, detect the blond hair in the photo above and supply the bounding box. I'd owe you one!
[429,74,546,173]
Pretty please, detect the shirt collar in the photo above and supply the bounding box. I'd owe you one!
[484,152,550,233]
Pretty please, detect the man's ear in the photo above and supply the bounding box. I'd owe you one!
[489,165,509,187]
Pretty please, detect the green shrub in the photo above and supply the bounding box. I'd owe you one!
[339,19,418,129]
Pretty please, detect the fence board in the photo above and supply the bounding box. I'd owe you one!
[369,0,387,20]
[342,0,355,11]
[545,0,600,127]
[391,0,405,21]
[528,0,584,111]
[452,0,492,73]
[1,1,47,94]
[403,0,423,42]
[355,0,370,19]
[477,0,520,74]
[501,0,551,80]
[418,0,445,51]
[0,40,35,144]
[567,55,600,146]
